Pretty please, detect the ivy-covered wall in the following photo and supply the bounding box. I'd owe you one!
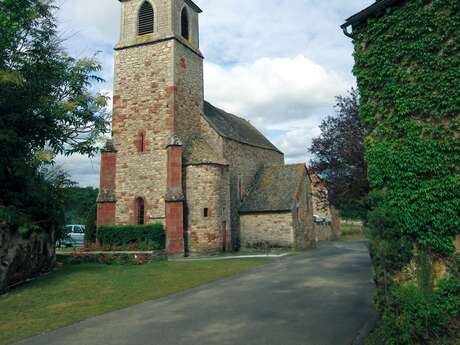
[351,1,460,342]
[354,0,460,256]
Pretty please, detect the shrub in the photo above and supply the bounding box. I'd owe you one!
[57,252,165,266]
[367,277,460,345]
[97,224,165,250]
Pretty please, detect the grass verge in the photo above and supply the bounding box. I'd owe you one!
[0,259,269,345]
[339,223,366,241]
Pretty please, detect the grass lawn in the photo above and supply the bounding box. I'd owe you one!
[0,259,269,345]
[339,223,366,241]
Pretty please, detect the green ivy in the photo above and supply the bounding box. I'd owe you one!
[352,1,460,343]
[353,0,460,256]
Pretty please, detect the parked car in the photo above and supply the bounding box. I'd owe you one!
[58,225,85,247]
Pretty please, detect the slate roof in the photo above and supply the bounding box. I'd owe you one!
[203,101,282,153]
[240,164,306,213]
[342,0,404,30]
[183,136,228,166]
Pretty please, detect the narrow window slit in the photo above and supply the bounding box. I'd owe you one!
[137,198,145,225]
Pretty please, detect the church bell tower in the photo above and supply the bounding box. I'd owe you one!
[97,0,204,256]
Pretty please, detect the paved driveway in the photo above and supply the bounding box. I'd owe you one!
[18,241,376,345]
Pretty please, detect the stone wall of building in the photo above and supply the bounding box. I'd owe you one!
[200,117,285,250]
[292,176,316,250]
[200,116,225,153]
[240,212,294,248]
[185,164,231,255]
[0,224,55,294]
[173,41,204,137]
[112,40,174,225]
[222,139,284,249]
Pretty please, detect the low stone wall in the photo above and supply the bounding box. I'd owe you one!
[240,212,294,248]
[0,224,55,294]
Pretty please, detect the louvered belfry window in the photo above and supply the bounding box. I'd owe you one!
[138,1,154,35]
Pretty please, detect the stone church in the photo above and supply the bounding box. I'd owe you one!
[97,0,316,256]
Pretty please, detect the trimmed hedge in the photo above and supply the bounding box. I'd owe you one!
[57,252,166,266]
[97,224,165,250]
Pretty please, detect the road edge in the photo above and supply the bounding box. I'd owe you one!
[351,313,379,345]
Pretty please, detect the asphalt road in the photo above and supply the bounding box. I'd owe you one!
[18,241,377,345]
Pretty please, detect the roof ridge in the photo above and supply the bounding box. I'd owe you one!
[203,101,283,154]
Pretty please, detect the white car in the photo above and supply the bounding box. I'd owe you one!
[59,225,85,247]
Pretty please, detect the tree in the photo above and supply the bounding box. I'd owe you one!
[309,88,368,219]
[62,187,99,224]
[0,0,110,233]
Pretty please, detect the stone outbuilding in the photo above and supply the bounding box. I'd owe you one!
[240,165,316,250]
[97,0,326,256]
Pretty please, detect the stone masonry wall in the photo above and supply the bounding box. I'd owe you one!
[185,164,231,255]
[200,116,224,153]
[222,139,284,249]
[240,212,294,248]
[173,41,204,137]
[112,41,174,225]
[291,175,316,250]
[200,117,285,249]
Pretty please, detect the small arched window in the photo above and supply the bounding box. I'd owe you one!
[138,1,154,35]
[136,197,145,225]
[181,7,190,40]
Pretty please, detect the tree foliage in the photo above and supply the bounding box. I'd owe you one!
[61,186,98,243]
[309,88,369,219]
[62,187,99,224]
[0,0,110,233]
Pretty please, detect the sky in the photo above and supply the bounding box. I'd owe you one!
[55,0,374,187]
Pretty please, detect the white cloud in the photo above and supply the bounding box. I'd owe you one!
[55,153,101,187]
[204,55,348,129]
[273,125,323,164]
[57,0,120,46]
[198,0,374,81]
